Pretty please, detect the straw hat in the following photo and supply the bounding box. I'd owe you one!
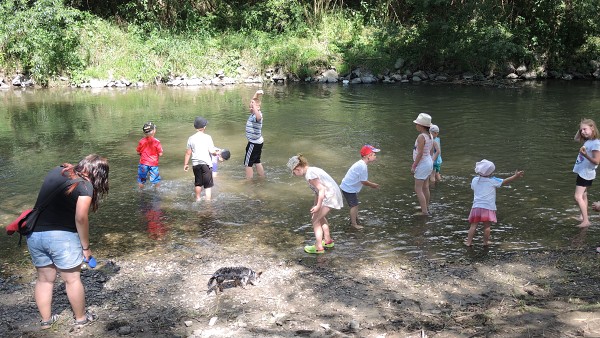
[413,113,432,127]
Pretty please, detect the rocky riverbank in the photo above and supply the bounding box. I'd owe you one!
[2,58,600,90]
[1,240,599,338]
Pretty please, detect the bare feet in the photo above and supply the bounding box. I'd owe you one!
[464,240,472,247]
[577,221,591,228]
[351,224,364,229]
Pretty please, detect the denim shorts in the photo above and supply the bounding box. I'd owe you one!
[27,231,84,270]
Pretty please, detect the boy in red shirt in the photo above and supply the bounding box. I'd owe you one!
[136,122,163,188]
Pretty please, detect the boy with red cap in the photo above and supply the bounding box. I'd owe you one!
[339,145,381,228]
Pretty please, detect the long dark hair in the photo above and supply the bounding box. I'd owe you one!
[62,154,109,212]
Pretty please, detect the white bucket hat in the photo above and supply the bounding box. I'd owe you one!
[475,159,495,176]
[413,113,432,127]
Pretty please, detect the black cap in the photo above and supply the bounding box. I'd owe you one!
[220,149,231,160]
[194,117,208,129]
[142,122,156,133]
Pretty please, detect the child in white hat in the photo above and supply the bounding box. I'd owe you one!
[429,124,442,184]
[465,159,524,246]
[412,113,434,215]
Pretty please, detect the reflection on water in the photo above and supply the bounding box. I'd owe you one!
[1,82,600,266]
[138,192,168,240]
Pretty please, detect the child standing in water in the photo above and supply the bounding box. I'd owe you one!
[573,118,600,227]
[429,124,442,184]
[184,117,219,201]
[465,159,524,246]
[244,89,265,179]
[288,154,343,254]
[136,122,163,189]
[340,144,381,229]
[411,113,434,215]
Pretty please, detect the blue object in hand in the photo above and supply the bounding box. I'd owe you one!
[84,256,97,268]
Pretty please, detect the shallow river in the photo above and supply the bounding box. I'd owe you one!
[1,81,600,267]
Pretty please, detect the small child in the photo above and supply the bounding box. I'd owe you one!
[288,154,343,254]
[184,117,219,201]
[211,148,231,177]
[573,118,600,228]
[429,124,442,184]
[465,159,524,246]
[412,113,434,215]
[340,145,381,229]
[136,122,163,189]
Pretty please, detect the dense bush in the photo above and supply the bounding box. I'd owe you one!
[0,0,84,85]
[0,0,598,86]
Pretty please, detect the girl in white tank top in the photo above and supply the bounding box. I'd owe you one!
[411,113,434,215]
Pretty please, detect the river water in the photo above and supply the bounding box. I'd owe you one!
[1,82,600,267]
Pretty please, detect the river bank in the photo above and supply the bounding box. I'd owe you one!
[1,239,599,338]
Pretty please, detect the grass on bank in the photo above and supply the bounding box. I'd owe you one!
[71,12,390,84]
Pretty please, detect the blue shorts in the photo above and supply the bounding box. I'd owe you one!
[138,164,161,185]
[341,190,359,207]
[27,231,84,269]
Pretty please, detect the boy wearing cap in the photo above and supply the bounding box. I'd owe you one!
[184,117,219,201]
[136,122,163,189]
[340,145,381,229]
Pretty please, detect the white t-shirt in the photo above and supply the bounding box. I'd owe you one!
[340,160,368,193]
[305,167,343,209]
[186,132,215,166]
[471,176,503,211]
[573,139,600,180]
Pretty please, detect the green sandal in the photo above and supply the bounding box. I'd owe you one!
[322,240,335,248]
[304,245,324,254]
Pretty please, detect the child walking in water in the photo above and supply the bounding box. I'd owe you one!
[465,159,524,246]
[136,122,163,189]
[340,144,381,228]
[412,113,434,215]
[573,118,600,228]
[287,154,343,254]
[429,124,442,184]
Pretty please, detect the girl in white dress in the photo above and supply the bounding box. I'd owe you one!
[288,154,343,254]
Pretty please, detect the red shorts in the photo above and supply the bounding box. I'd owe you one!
[468,207,497,223]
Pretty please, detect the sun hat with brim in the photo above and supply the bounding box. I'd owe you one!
[475,159,495,176]
[287,156,300,172]
[413,113,432,127]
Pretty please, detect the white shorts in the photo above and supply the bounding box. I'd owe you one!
[414,158,433,180]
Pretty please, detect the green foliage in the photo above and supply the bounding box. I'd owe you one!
[0,0,84,86]
[1,0,599,85]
